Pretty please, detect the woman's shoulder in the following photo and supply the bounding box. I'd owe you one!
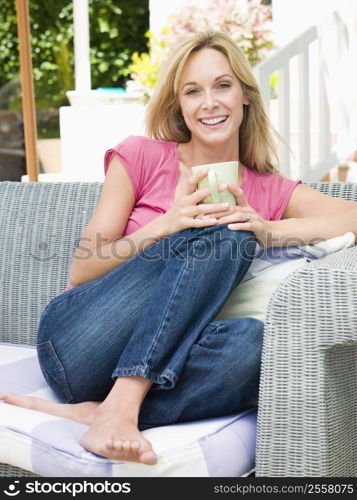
[243,165,301,220]
[243,165,281,180]
[118,135,177,151]
[105,135,178,191]
[243,165,301,197]
[243,166,296,187]
[106,136,176,170]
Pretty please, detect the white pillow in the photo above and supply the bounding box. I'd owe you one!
[214,232,355,322]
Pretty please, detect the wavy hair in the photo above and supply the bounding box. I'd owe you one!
[145,31,280,174]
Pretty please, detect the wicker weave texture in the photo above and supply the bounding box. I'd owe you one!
[0,182,100,478]
[0,181,102,345]
[0,463,39,477]
[256,181,357,477]
[0,180,356,477]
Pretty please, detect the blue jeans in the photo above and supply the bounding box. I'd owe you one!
[36,224,264,430]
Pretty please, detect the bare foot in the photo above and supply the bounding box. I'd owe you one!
[1,392,158,465]
[79,401,158,465]
[0,392,99,425]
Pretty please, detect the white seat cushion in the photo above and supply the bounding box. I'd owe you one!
[0,343,256,477]
[1,234,353,477]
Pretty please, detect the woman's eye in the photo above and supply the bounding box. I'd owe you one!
[218,82,231,89]
[186,89,198,95]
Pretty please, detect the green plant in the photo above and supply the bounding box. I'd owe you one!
[129,0,274,93]
[88,0,149,89]
[0,0,149,109]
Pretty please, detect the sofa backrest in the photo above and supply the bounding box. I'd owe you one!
[0,181,102,345]
[0,180,356,346]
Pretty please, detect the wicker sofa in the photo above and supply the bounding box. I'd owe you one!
[0,180,356,477]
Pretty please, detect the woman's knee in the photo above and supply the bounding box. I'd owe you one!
[194,226,256,261]
[214,317,264,359]
[214,226,256,257]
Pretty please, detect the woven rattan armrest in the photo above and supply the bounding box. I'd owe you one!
[256,245,357,477]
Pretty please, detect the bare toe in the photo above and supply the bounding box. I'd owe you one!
[113,439,123,450]
[131,441,140,452]
[105,438,116,450]
[79,406,158,465]
[122,440,131,451]
[140,450,158,465]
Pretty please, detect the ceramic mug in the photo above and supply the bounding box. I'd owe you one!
[191,161,238,205]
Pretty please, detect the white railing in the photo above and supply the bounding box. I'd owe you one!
[255,11,349,182]
[73,0,91,92]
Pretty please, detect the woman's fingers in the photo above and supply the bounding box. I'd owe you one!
[186,168,209,195]
[218,183,248,207]
[190,216,218,227]
[185,201,232,219]
[189,185,211,204]
[179,173,252,231]
[213,211,254,226]
[191,208,253,229]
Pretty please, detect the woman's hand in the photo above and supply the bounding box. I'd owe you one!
[212,183,274,247]
[162,169,232,235]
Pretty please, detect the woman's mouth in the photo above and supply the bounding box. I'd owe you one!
[199,115,229,128]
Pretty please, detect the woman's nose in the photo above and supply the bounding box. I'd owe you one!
[201,91,217,110]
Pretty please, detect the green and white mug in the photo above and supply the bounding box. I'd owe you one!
[191,161,238,206]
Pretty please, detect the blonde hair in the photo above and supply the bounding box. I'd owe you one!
[145,31,280,174]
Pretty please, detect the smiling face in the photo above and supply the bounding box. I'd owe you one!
[178,48,249,150]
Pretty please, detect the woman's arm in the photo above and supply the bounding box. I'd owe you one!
[70,155,170,287]
[282,183,356,219]
[271,183,357,246]
[212,182,357,248]
[268,207,357,247]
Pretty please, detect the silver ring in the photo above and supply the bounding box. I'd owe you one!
[244,214,251,222]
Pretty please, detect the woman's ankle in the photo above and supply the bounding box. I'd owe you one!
[92,375,153,424]
[95,396,140,423]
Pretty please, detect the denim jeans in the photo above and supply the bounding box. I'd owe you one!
[36,224,264,430]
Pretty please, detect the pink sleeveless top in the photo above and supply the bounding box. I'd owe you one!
[104,135,300,226]
[63,135,301,292]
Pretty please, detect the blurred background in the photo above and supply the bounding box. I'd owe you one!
[1,0,356,183]
[0,0,149,180]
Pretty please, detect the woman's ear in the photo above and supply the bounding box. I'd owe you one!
[243,95,250,105]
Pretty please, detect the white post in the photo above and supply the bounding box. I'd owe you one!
[298,48,310,178]
[318,39,331,164]
[73,0,91,91]
[278,64,291,177]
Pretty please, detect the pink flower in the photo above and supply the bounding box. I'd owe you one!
[130,0,274,90]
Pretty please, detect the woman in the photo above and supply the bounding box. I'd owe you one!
[2,31,356,466]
